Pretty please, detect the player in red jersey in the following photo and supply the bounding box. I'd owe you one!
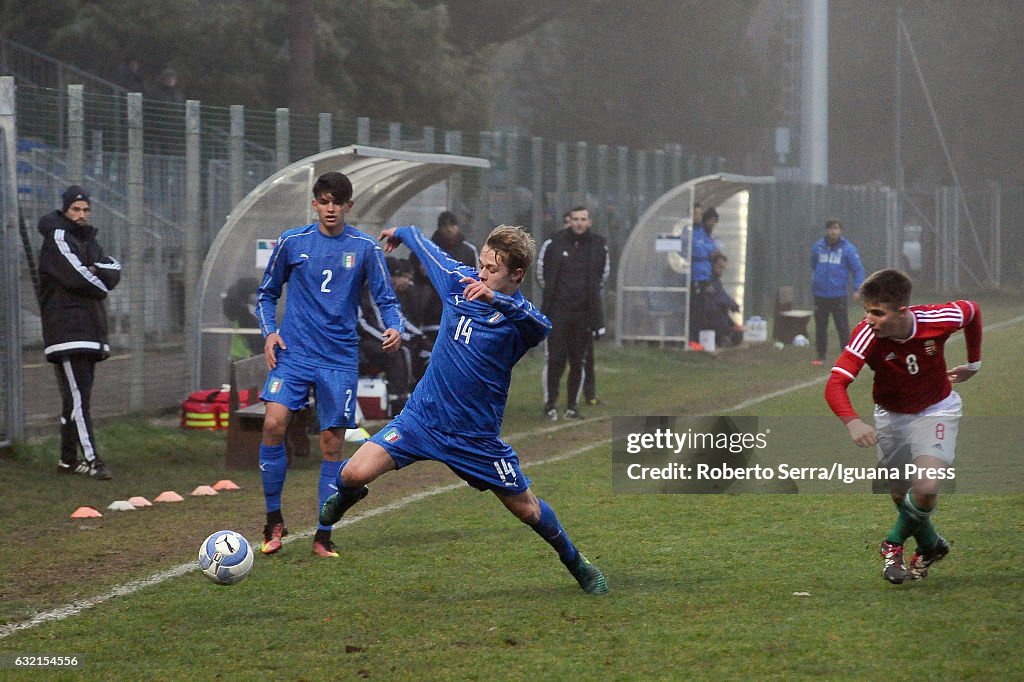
[825,269,982,584]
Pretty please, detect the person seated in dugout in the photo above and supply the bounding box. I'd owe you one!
[358,257,426,413]
[702,253,744,348]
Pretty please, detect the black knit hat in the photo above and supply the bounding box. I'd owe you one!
[61,185,90,212]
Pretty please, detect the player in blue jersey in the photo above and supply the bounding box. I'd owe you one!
[319,224,608,595]
[255,172,404,558]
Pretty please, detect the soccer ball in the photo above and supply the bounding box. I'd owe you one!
[198,530,254,585]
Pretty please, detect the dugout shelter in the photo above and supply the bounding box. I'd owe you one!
[615,173,775,347]
[194,145,490,387]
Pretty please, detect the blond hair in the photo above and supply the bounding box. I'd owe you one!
[484,225,535,274]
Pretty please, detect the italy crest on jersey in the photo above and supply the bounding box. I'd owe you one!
[342,252,356,269]
[488,311,504,324]
[382,428,401,443]
[268,378,283,394]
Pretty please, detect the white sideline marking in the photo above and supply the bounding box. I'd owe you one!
[0,440,605,640]
[7,313,1022,639]
[724,313,1024,413]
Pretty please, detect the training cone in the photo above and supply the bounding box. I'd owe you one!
[107,500,137,511]
[212,479,240,491]
[154,490,184,503]
[190,485,218,496]
[70,506,102,518]
[127,496,153,507]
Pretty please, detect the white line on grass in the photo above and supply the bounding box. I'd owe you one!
[724,313,1024,413]
[0,438,606,640]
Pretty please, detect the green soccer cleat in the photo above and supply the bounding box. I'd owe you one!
[567,552,608,595]
[319,486,369,526]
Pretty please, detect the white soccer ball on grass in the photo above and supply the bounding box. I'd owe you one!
[198,530,254,585]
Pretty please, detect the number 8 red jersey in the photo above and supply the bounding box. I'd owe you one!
[827,300,981,417]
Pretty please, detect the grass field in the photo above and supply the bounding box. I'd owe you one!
[1,293,1022,679]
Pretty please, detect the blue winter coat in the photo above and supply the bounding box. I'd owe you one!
[810,237,864,298]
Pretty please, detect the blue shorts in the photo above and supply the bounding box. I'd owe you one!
[261,358,358,431]
[369,411,532,495]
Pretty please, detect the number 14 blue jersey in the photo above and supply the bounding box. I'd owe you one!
[395,226,552,438]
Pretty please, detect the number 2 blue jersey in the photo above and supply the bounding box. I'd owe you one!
[394,226,552,437]
[256,223,404,371]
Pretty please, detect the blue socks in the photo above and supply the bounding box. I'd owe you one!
[259,443,287,514]
[531,499,579,565]
[318,459,343,531]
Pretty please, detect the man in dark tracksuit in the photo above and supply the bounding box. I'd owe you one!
[412,210,480,348]
[538,206,609,420]
[37,186,121,479]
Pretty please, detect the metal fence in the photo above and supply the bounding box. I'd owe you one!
[2,77,726,435]
[1,71,1019,443]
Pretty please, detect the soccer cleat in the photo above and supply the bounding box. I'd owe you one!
[909,536,950,580]
[88,460,112,480]
[880,540,908,584]
[563,408,584,420]
[318,486,369,527]
[688,340,705,352]
[544,408,558,421]
[566,552,608,595]
[312,539,340,558]
[57,459,91,476]
[260,522,288,555]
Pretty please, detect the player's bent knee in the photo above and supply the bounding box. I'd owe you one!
[340,443,394,487]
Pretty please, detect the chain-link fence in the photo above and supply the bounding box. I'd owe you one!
[2,73,1019,441]
[4,78,725,433]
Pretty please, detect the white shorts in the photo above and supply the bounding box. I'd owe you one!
[874,391,961,468]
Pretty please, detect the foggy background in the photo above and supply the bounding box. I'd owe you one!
[3,0,1021,188]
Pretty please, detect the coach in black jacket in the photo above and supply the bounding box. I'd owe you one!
[37,185,121,480]
[537,205,609,420]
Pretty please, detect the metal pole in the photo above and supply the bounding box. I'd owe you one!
[127,92,146,410]
[185,100,201,391]
[275,108,289,169]
[229,105,244,208]
[801,0,828,185]
[1,76,25,444]
[67,84,84,185]
[894,9,904,195]
[530,136,543,240]
[318,112,332,152]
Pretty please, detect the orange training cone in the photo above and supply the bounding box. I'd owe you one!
[212,479,241,491]
[71,506,102,518]
[154,490,185,503]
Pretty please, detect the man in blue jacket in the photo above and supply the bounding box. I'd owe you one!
[810,218,865,365]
